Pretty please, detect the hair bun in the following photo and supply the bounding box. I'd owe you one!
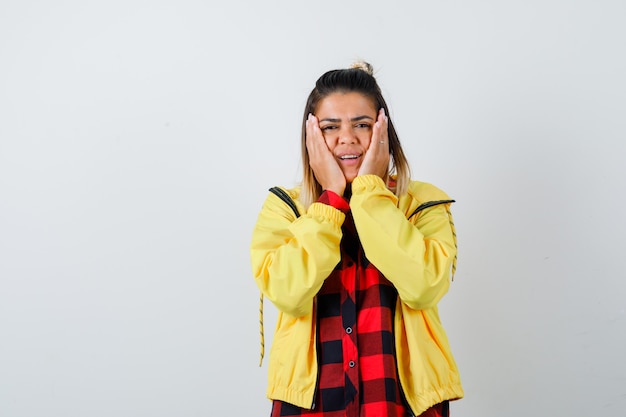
[349,60,374,75]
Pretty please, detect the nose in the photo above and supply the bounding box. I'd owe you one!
[338,126,357,144]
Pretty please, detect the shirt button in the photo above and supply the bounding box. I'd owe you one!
[345,327,352,334]
[348,360,355,368]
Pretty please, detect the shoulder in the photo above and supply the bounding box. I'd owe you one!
[267,185,301,202]
[262,185,304,219]
[406,180,452,205]
[395,179,454,219]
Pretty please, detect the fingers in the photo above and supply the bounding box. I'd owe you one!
[306,113,328,158]
[372,108,389,151]
[358,108,390,179]
[306,113,346,195]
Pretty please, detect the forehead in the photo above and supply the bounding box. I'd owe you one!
[316,92,377,117]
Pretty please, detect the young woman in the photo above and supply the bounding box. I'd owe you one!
[251,62,463,417]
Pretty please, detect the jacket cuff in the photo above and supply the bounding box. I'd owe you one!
[307,202,346,226]
[318,190,350,213]
[352,175,388,193]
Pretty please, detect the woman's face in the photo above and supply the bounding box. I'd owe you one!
[314,92,378,183]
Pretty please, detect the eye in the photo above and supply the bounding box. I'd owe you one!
[321,125,338,131]
[355,123,371,129]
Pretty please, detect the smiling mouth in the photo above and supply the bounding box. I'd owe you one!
[339,154,360,160]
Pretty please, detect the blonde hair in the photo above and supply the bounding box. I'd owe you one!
[299,61,411,208]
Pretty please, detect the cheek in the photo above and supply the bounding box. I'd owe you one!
[360,132,372,148]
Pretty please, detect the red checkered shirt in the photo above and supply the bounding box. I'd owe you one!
[270,191,449,417]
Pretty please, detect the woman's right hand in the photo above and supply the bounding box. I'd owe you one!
[306,114,346,196]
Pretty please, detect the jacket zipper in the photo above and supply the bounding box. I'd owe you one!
[310,297,319,410]
[391,296,417,417]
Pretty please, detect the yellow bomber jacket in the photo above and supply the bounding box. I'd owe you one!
[250,175,464,416]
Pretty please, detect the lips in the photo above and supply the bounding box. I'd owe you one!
[336,149,363,161]
[338,154,360,160]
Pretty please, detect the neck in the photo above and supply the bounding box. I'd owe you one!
[343,183,352,200]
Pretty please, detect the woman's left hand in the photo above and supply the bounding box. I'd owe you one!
[358,108,390,179]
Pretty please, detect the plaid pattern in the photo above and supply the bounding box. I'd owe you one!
[270,191,449,417]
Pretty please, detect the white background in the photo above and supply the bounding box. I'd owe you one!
[1,1,625,416]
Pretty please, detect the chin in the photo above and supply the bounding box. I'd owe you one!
[343,171,358,184]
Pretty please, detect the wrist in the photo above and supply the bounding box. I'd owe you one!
[324,184,345,196]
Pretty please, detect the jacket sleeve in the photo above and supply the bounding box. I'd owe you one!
[250,189,345,317]
[350,175,456,310]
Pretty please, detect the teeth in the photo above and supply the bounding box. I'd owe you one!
[339,155,359,160]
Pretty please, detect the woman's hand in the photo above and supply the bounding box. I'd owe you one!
[358,108,390,179]
[306,114,346,196]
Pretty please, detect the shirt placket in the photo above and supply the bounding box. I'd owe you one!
[341,257,359,416]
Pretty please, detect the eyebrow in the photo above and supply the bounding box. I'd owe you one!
[319,115,375,123]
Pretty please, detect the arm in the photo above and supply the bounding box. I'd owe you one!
[350,175,456,310]
[250,189,346,317]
